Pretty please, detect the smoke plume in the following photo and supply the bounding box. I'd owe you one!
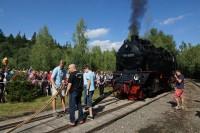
[129,0,148,36]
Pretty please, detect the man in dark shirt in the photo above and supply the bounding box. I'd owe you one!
[0,69,5,103]
[174,70,184,110]
[65,64,84,126]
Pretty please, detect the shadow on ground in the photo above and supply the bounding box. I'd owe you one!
[194,100,200,103]
[195,111,200,118]
[167,101,177,107]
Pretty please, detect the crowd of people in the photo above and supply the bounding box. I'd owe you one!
[0,60,113,104]
[0,59,114,125]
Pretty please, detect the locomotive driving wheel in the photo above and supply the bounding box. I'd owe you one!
[147,78,160,97]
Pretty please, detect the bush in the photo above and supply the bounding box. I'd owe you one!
[6,73,41,102]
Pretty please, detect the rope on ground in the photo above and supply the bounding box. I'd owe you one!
[6,84,65,133]
[0,79,50,84]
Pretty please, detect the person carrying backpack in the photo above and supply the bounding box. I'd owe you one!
[65,64,84,126]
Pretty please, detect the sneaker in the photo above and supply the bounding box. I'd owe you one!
[175,106,181,110]
[68,122,76,126]
[79,120,85,124]
[87,116,94,120]
[61,110,67,114]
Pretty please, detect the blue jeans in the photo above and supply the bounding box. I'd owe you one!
[69,91,83,123]
[86,91,94,107]
[83,85,87,105]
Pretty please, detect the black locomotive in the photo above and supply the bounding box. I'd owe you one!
[112,35,176,100]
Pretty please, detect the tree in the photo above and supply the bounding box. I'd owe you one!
[0,29,6,42]
[90,46,102,70]
[15,48,30,69]
[36,26,54,47]
[22,34,27,44]
[146,28,177,54]
[29,26,54,70]
[7,34,15,44]
[15,32,22,43]
[0,42,13,59]
[72,18,89,68]
[177,43,200,77]
[15,32,27,48]
[102,49,116,71]
[31,32,37,44]
[178,41,192,52]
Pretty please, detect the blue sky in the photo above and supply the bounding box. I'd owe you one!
[0,0,200,50]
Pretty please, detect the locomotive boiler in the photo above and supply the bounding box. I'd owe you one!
[112,35,176,100]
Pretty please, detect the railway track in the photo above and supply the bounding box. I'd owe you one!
[0,95,129,133]
[18,92,170,133]
[48,100,135,133]
[190,79,200,88]
[0,92,114,133]
[1,80,198,133]
[3,81,194,133]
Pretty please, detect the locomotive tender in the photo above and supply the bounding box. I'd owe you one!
[112,35,176,100]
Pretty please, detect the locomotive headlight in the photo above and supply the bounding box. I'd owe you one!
[134,74,139,81]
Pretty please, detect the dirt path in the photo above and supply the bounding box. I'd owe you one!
[96,80,200,133]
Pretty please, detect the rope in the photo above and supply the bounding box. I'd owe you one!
[0,81,10,83]
[6,84,66,133]
[0,79,50,84]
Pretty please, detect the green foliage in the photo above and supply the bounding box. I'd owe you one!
[177,42,200,78]
[0,29,6,42]
[29,26,56,70]
[15,47,30,69]
[145,28,200,79]
[145,28,177,54]
[88,46,116,71]
[6,73,41,102]
[72,18,89,68]
[103,49,116,71]
[36,26,54,46]
[90,46,102,70]
[30,43,52,70]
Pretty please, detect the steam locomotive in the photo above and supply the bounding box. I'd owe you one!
[112,35,176,100]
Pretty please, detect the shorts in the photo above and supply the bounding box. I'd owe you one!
[174,88,184,98]
[51,85,65,97]
[86,91,94,107]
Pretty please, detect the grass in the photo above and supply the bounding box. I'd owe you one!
[0,87,113,119]
[0,96,53,118]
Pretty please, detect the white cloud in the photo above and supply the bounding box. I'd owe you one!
[160,15,185,25]
[85,28,109,39]
[90,40,122,51]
